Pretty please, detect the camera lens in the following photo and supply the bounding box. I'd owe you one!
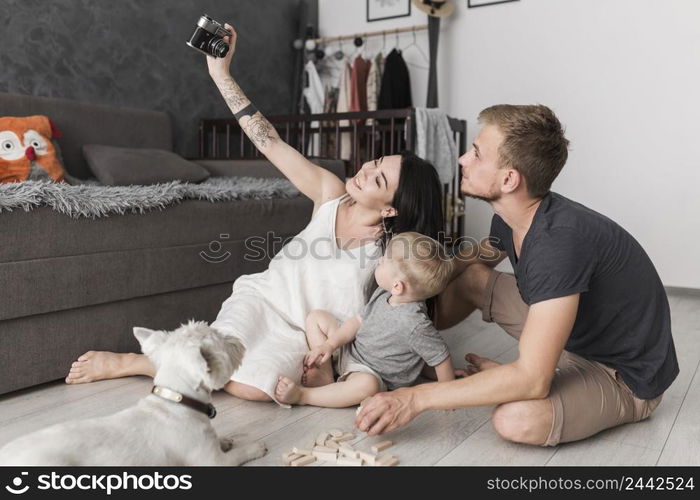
[209,38,229,58]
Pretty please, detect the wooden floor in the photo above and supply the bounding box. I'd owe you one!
[1,290,698,466]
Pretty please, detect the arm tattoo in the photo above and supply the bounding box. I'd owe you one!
[243,114,277,149]
[216,76,277,149]
[217,77,247,111]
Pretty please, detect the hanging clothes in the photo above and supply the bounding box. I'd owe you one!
[378,48,412,110]
[350,56,372,112]
[303,60,325,115]
[302,60,325,156]
[366,52,384,118]
[414,107,458,185]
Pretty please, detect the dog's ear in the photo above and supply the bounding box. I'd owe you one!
[199,334,245,390]
[133,327,167,357]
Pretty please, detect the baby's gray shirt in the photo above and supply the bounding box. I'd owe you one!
[347,287,450,390]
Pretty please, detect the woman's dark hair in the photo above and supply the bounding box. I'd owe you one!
[380,151,445,250]
[377,151,445,321]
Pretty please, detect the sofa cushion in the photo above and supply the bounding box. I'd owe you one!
[83,145,210,185]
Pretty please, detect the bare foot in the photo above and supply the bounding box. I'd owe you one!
[464,353,501,376]
[274,376,305,405]
[301,363,334,388]
[65,351,140,384]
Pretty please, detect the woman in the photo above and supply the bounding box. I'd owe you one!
[65,24,445,404]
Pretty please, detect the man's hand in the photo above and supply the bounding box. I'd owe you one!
[304,342,334,368]
[206,23,237,81]
[354,387,421,436]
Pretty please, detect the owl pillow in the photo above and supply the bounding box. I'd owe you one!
[0,115,67,184]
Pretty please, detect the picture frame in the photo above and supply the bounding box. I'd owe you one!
[367,0,412,22]
[468,0,519,8]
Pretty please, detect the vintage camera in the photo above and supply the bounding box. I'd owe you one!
[186,14,232,58]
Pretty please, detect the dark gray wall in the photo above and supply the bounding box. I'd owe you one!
[0,0,314,157]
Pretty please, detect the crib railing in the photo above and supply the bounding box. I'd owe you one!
[198,108,466,242]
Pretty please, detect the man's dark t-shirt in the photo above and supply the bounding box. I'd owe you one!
[489,192,678,399]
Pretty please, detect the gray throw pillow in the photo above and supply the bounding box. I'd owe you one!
[82,145,210,186]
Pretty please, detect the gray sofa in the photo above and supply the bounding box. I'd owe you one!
[0,92,345,395]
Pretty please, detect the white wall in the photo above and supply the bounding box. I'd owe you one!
[319,0,700,288]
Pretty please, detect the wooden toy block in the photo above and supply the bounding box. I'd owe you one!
[334,433,355,442]
[336,456,363,466]
[312,450,338,462]
[371,440,393,453]
[282,452,304,465]
[316,432,330,446]
[291,455,317,467]
[292,447,313,456]
[324,440,340,450]
[313,445,337,454]
[339,444,358,458]
[375,455,399,466]
[329,429,344,437]
[357,450,377,465]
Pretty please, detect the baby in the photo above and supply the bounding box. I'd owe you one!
[275,231,458,407]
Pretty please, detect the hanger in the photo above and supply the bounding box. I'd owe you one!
[401,27,429,70]
[334,38,345,60]
[350,36,365,61]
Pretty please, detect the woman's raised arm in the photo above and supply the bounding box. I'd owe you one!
[206,24,345,207]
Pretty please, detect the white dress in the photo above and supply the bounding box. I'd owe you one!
[211,193,382,405]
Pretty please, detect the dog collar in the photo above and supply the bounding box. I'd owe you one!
[151,386,217,419]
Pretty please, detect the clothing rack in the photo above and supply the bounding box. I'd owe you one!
[311,25,428,45]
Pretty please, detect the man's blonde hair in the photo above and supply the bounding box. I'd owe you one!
[478,104,570,198]
[386,232,454,301]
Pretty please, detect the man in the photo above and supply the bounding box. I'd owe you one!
[355,105,678,446]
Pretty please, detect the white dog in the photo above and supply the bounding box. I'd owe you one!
[0,320,267,466]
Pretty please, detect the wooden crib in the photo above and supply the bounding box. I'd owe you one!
[198,108,467,242]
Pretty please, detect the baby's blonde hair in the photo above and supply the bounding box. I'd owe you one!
[386,232,454,301]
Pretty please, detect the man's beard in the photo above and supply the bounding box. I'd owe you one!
[462,187,501,203]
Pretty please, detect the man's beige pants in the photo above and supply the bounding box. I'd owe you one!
[482,271,663,446]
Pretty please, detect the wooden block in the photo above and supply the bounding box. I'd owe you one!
[316,432,330,446]
[291,455,317,467]
[292,447,313,456]
[371,440,393,453]
[312,450,338,462]
[357,450,377,465]
[329,429,344,437]
[282,452,304,465]
[339,444,358,458]
[313,445,337,454]
[324,440,340,450]
[334,433,355,442]
[375,454,399,466]
[336,456,363,466]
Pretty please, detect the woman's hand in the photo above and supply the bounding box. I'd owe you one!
[206,23,237,82]
[304,343,334,368]
[354,387,422,436]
